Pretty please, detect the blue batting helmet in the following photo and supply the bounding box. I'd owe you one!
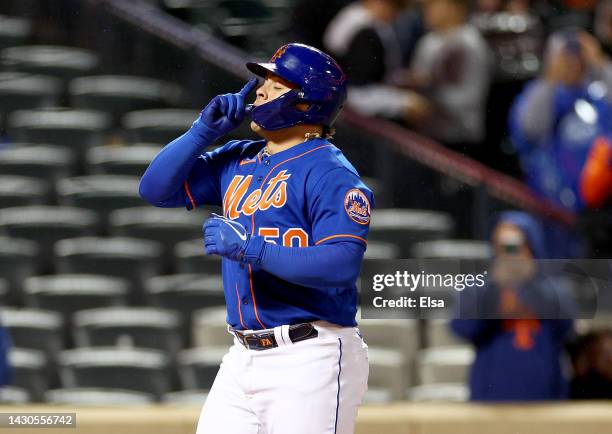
[246,43,347,131]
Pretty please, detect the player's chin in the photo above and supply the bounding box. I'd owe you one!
[250,121,264,136]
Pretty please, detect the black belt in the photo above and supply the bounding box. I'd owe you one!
[231,323,319,351]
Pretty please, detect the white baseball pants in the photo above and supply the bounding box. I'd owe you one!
[195,321,369,434]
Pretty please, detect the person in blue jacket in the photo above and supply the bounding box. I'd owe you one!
[451,211,574,401]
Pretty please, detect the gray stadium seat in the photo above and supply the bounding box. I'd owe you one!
[426,319,468,348]
[0,237,38,304]
[408,383,469,401]
[0,308,64,364]
[0,206,99,272]
[44,388,155,405]
[416,346,474,385]
[86,144,160,176]
[8,348,48,402]
[23,274,128,320]
[360,240,400,287]
[69,75,182,116]
[0,15,31,48]
[178,347,226,390]
[0,176,47,208]
[145,274,225,318]
[0,386,30,404]
[109,207,209,266]
[1,45,99,79]
[0,145,75,182]
[162,389,209,405]
[366,347,411,400]
[192,307,233,348]
[411,240,492,260]
[54,237,163,303]
[59,347,170,400]
[122,109,199,144]
[73,307,183,355]
[357,318,419,366]
[0,73,62,115]
[174,238,222,275]
[368,209,454,257]
[7,109,111,155]
[56,176,144,227]
[362,387,394,404]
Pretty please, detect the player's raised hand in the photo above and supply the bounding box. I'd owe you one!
[194,78,258,137]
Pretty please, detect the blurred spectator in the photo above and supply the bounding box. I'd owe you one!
[323,0,431,122]
[510,30,612,212]
[395,0,491,156]
[568,329,612,399]
[394,4,426,66]
[451,211,574,401]
[0,325,11,386]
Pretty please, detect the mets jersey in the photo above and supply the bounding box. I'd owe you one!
[180,137,374,330]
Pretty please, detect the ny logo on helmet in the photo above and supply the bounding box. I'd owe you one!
[271,45,288,62]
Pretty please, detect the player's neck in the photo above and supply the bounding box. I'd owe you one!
[262,125,324,155]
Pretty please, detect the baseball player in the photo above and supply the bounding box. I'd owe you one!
[139,43,372,434]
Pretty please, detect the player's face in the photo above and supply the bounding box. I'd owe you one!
[250,73,298,133]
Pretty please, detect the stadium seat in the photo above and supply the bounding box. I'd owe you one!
[177,347,226,390]
[174,238,222,275]
[69,75,183,117]
[0,308,64,365]
[23,274,129,320]
[145,274,225,319]
[357,319,419,364]
[54,237,163,303]
[408,383,469,401]
[44,388,155,405]
[368,209,454,257]
[0,45,99,79]
[109,207,209,266]
[0,176,47,208]
[56,175,145,227]
[0,386,30,404]
[192,307,233,348]
[6,109,112,156]
[162,389,209,405]
[73,307,183,354]
[0,15,31,48]
[86,144,160,176]
[59,347,170,400]
[122,109,199,144]
[411,239,492,260]
[362,387,394,404]
[8,348,48,402]
[367,347,411,400]
[0,206,99,272]
[0,237,38,304]
[0,73,62,116]
[416,346,474,385]
[360,240,400,287]
[0,144,75,182]
[426,319,468,348]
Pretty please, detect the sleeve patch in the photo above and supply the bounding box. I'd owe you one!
[344,188,371,225]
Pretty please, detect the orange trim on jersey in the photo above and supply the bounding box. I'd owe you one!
[235,283,246,329]
[251,144,333,235]
[248,264,266,329]
[315,234,367,245]
[184,180,196,209]
[240,159,256,166]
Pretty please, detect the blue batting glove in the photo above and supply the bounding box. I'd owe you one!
[203,213,266,263]
[192,78,258,138]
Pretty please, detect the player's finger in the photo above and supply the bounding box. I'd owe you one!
[218,95,228,116]
[234,95,245,121]
[226,94,237,120]
[238,78,258,97]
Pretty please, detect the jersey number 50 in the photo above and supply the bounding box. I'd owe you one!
[258,227,308,247]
